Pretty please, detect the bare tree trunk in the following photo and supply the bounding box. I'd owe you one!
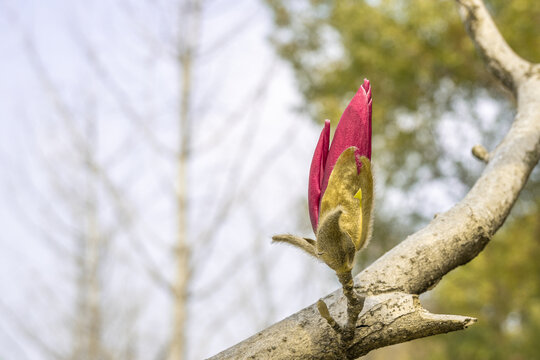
[3,2,296,359]
[169,1,201,359]
[85,118,103,360]
[73,114,104,360]
[209,0,540,358]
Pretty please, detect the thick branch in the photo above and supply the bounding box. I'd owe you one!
[209,1,540,358]
[349,293,476,357]
[357,77,540,295]
[455,0,533,96]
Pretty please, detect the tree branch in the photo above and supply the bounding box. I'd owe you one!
[209,0,540,358]
[455,0,533,97]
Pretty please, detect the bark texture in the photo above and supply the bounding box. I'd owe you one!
[209,0,540,358]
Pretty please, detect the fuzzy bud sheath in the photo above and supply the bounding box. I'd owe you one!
[273,79,374,273]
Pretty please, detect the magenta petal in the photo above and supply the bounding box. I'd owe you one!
[362,78,371,94]
[321,80,372,194]
[308,120,330,232]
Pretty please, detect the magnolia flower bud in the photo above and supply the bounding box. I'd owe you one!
[308,80,372,234]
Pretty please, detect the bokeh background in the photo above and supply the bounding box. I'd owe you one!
[0,0,539,359]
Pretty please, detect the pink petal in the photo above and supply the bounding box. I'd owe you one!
[308,120,330,232]
[321,80,372,194]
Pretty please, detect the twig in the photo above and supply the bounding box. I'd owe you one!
[337,272,365,343]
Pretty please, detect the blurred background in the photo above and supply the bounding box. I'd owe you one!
[0,0,538,359]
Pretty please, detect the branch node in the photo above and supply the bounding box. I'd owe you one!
[349,293,478,357]
[472,144,490,163]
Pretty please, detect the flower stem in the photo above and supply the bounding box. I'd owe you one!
[337,272,365,343]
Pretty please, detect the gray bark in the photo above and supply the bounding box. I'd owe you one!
[209,0,540,358]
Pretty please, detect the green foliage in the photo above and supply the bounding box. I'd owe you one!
[266,0,539,120]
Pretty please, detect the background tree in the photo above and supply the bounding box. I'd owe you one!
[0,1,325,359]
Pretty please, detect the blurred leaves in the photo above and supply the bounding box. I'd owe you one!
[265,0,539,255]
